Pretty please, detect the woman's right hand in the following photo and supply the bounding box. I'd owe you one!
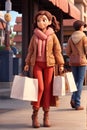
[24,65,29,71]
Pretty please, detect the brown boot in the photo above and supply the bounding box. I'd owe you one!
[75,106,84,110]
[70,100,75,108]
[32,107,40,128]
[43,108,51,127]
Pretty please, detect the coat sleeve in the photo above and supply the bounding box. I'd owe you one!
[66,38,72,57]
[83,36,87,55]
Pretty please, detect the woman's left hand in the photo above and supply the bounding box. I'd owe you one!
[59,66,64,74]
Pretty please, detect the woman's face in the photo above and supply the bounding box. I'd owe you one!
[37,15,51,30]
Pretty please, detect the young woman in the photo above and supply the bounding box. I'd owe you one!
[24,10,64,128]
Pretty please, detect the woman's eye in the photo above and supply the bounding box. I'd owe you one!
[43,19,47,22]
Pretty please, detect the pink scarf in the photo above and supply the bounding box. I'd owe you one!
[34,27,54,56]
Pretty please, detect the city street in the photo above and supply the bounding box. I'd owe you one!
[0,87,87,130]
[0,1,87,130]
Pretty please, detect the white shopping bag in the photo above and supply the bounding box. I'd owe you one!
[53,75,65,96]
[65,72,77,93]
[10,75,38,101]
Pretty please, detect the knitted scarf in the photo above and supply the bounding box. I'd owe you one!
[34,27,54,56]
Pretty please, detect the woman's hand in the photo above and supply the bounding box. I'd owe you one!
[24,64,29,71]
[59,66,64,74]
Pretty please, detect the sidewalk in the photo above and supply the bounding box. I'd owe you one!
[0,87,87,130]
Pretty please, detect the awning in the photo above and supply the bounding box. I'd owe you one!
[68,2,80,20]
[49,0,80,20]
[13,35,22,43]
[49,0,68,13]
[0,22,6,29]
[13,24,22,32]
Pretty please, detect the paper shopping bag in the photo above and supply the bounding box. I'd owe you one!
[65,72,77,93]
[53,75,65,96]
[10,75,38,101]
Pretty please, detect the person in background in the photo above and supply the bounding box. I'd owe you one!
[11,46,18,55]
[24,10,64,128]
[66,20,87,110]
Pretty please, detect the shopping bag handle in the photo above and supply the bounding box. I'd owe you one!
[58,68,71,76]
[20,71,29,76]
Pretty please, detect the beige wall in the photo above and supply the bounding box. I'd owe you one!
[63,0,87,38]
[75,0,87,25]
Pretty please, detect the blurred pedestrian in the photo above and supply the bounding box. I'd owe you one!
[66,20,87,110]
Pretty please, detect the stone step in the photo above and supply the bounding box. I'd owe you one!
[0,82,12,88]
[0,82,12,99]
[0,88,11,99]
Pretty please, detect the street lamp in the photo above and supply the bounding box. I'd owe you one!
[4,0,12,50]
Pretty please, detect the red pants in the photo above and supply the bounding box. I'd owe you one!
[32,62,54,109]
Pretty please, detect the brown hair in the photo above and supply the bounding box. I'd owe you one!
[73,20,86,31]
[33,10,60,32]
